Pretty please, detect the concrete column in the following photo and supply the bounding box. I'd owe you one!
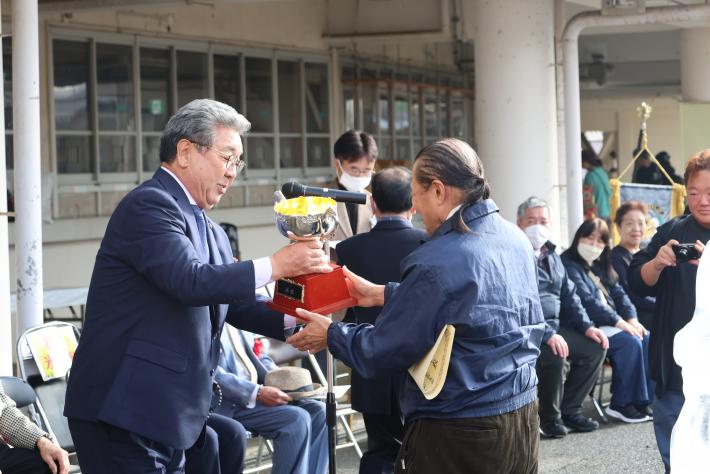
[681,27,710,102]
[13,0,44,333]
[471,0,560,234]
[0,2,12,375]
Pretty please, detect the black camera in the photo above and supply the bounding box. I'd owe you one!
[672,243,702,263]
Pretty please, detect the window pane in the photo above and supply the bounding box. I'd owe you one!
[100,136,135,172]
[343,85,355,131]
[177,50,208,108]
[361,84,377,134]
[96,43,134,130]
[394,96,408,136]
[452,100,465,137]
[378,90,389,134]
[214,54,240,110]
[440,94,449,136]
[245,136,274,169]
[57,135,92,173]
[278,61,301,134]
[411,96,421,138]
[307,137,330,167]
[3,38,11,130]
[53,39,90,131]
[140,48,171,132]
[245,57,273,132]
[396,139,410,162]
[142,136,162,172]
[424,94,437,137]
[305,63,329,133]
[280,137,302,168]
[379,138,391,160]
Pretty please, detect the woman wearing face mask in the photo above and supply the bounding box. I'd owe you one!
[561,218,652,423]
[611,201,656,332]
[331,130,378,242]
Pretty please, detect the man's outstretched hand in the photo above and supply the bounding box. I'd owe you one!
[286,308,332,353]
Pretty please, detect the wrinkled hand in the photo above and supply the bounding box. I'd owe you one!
[689,240,705,266]
[546,334,569,358]
[584,326,609,350]
[616,319,642,339]
[342,266,385,308]
[36,436,69,474]
[270,240,331,280]
[286,308,332,353]
[627,317,647,338]
[257,386,292,406]
[652,239,679,271]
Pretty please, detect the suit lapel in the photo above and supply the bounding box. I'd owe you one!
[336,201,353,240]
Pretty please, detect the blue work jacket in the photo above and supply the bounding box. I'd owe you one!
[328,199,545,422]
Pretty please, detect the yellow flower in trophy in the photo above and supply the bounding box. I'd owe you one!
[274,196,336,216]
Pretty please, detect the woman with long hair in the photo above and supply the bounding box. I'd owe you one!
[611,201,656,331]
[562,218,652,423]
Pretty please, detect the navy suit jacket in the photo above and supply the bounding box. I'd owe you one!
[64,168,285,449]
[335,218,427,414]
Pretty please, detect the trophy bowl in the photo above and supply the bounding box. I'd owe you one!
[274,197,339,241]
[268,196,356,316]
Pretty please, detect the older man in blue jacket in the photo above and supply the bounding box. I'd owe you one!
[517,197,608,439]
[289,139,545,473]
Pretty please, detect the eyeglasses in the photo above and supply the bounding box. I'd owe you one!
[191,141,246,174]
[339,162,374,177]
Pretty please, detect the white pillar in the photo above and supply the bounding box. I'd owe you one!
[0,2,12,375]
[472,0,560,232]
[681,27,710,102]
[13,0,43,333]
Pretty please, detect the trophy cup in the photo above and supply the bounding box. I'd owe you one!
[267,195,357,316]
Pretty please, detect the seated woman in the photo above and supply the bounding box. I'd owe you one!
[562,218,652,423]
[611,200,656,331]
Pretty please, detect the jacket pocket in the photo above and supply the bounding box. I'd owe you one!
[125,339,187,373]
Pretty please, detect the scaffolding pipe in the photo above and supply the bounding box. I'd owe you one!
[13,0,43,333]
[563,3,710,239]
[0,1,11,375]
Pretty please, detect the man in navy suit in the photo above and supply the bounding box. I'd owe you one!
[64,99,331,473]
[215,325,327,474]
[335,167,427,474]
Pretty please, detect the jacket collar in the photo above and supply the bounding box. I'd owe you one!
[372,218,413,231]
[432,199,499,238]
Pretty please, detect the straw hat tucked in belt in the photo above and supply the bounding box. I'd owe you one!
[264,367,326,400]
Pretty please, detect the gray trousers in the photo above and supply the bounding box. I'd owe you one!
[536,327,607,423]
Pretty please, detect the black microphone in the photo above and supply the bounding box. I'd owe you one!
[281,182,367,205]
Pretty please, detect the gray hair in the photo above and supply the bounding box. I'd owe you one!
[159,99,251,163]
[516,196,550,221]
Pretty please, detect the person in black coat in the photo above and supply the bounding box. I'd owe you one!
[335,166,427,474]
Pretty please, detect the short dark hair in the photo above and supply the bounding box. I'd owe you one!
[684,149,710,184]
[582,149,603,168]
[333,130,378,163]
[371,167,412,214]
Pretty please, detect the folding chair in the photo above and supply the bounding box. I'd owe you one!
[16,322,81,461]
[590,358,613,423]
[0,376,42,426]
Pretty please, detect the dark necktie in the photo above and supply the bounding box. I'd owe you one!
[191,204,209,260]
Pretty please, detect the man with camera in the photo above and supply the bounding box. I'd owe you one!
[629,149,710,472]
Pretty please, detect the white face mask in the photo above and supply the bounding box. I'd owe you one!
[338,170,371,192]
[524,224,549,250]
[577,242,604,266]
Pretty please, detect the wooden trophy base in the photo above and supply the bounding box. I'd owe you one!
[267,264,357,317]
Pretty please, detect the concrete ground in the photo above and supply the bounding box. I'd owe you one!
[243,399,665,474]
